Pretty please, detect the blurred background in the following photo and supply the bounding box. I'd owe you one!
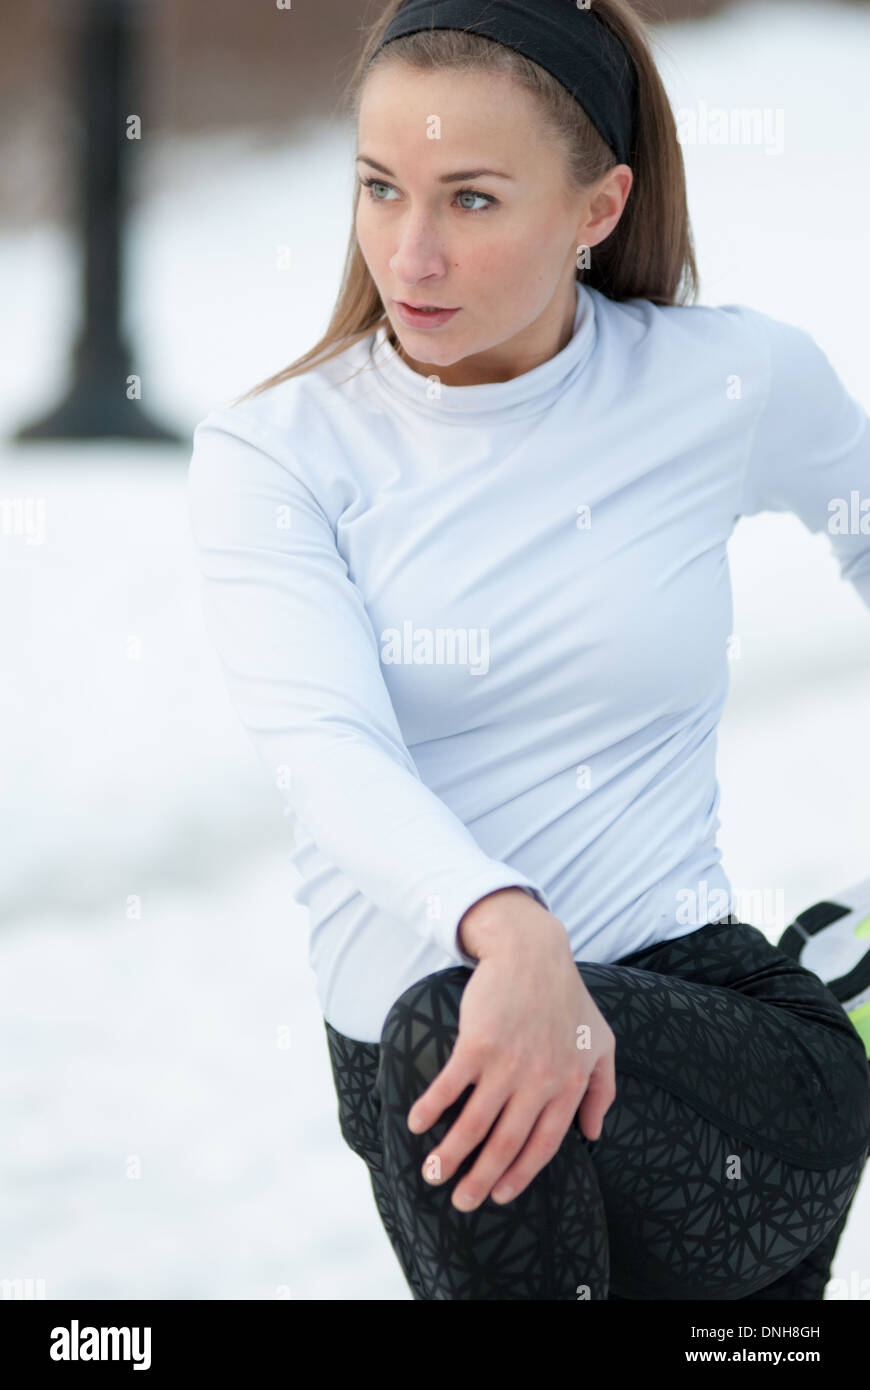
[1,0,869,1300]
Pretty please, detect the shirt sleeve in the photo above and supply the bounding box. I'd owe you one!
[187,407,551,964]
[736,307,870,610]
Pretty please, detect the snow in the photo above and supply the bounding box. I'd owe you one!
[1,0,868,1299]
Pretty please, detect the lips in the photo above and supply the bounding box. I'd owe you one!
[393,300,461,329]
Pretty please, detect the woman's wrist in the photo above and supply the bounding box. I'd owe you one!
[458,886,566,961]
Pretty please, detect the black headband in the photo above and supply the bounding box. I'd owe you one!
[374,0,638,166]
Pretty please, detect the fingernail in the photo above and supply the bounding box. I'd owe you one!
[491,1184,514,1203]
[454,1190,477,1210]
[407,1111,422,1132]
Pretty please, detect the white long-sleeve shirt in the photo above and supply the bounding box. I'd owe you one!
[187,282,870,1042]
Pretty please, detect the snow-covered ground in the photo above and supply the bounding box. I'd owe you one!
[1,0,868,1299]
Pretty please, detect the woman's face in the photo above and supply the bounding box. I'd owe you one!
[355,63,631,384]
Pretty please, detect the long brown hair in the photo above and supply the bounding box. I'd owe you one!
[232,0,698,405]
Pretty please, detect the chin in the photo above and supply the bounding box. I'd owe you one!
[396,329,467,364]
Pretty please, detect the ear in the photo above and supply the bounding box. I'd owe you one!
[576,165,633,248]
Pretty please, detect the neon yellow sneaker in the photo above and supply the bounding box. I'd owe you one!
[777,878,870,1058]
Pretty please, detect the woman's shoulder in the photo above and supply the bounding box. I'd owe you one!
[588,282,761,341]
[595,284,822,358]
[586,285,832,399]
[194,328,381,451]
[189,329,383,514]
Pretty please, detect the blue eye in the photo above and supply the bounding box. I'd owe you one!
[359,176,496,213]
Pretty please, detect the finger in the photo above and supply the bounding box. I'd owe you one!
[420,1077,512,1192]
[407,1045,479,1135]
[450,1088,553,1211]
[576,1058,617,1141]
[486,1090,580,1204]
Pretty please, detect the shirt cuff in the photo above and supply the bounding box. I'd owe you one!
[438,871,551,966]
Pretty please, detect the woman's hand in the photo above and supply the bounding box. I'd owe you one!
[406,888,616,1211]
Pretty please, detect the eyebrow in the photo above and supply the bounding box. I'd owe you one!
[355,155,514,182]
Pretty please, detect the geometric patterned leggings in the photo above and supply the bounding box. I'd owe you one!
[324,918,870,1300]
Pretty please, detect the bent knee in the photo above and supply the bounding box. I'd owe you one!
[378,966,470,1099]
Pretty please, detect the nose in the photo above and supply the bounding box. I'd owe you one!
[388,209,450,288]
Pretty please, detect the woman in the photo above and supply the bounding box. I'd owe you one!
[187,0,870,1299]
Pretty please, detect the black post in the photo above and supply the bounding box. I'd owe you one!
[15,0,181,443]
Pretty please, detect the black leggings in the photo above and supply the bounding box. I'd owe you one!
[325,918,870,1300]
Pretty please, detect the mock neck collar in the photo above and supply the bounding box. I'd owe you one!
[366,282,598,422]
